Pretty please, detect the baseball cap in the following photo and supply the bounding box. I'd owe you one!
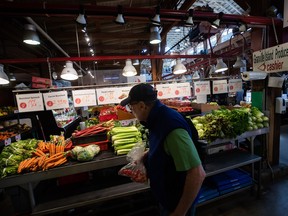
[120,83,158,106]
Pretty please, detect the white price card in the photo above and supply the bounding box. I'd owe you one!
[16,93,44,113]
[43,91,69,110]
[228,79,243,93]
[212,80,228,94]
[194,81,211,96]
[156,83,175,99]
[96,86,131,105]
[72,89,97,107]
[5,138,11,146]
[173,82,191,98]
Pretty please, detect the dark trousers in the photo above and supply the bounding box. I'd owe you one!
[159,203,196,216]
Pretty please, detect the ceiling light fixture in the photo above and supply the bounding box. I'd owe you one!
[0,64,10,85]
[151,6,161,26]
[115,5,125,25]
[185,9,194,27]
[23,24,40,45]
[150,26,161,44]
[233,56,246,68]
[60,61,79,81]
[9,73,16,82]
[76,6,87,25]
[122,59,137,77]
[215,58,228,73]
[211,12,224,29]
[192,71,200,80]
[173,58,187,75]
[209,65,216,77]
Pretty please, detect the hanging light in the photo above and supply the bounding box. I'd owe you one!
[150,26,161,44]
[0,64,10,85]
[192,71,200,80]
[23,24,40,45]
[151,6,161,26]
[211,12,224,29]
[215,58,228,73]
[76,6,87,25]
[233,56,246,68]
[9,73,16,82]
[60,61,78,81]
[185,9,194,27]
[115,5,125,25]
[132,59,140,65]
[173,58,187,75]
[209,65,216,77]
[122,59,137,77]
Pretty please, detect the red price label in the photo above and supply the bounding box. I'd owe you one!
[99,96,105,102]
[175,90,179,95]
[214,87,218,92]
[196,88,200,93]
[20,102,27,108]
[75,98,81,104]
[158,91,163,97]
[47,101,53,107]
[230,85,234,90]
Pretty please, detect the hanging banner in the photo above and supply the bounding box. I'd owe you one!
[156,82,190,99]
[16,93,44,112]
[213,80,228,94]
[96,86,132,105]
[72,89,97,107]
[228,79,242,93]
[43,91,69,110]
[194,81,211,96]
[253,42,288,73]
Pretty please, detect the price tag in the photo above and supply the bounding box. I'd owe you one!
[228,79,242,93]
[43,91,69,110]
[72,89,97,107]
[16,93,44,113]
[156,84,174,99]
[15,134,21,141]
[4,138,11,146]
[96,86,131,105]
[212,80,228,94]
[194,81,211,96]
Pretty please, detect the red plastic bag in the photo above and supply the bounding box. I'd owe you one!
[118,145,147,183]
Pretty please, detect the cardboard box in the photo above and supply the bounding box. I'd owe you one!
[191,103,219,113]
[32,76,51,85]
[31,82,50,89]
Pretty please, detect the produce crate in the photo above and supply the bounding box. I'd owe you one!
[72,132,108,145]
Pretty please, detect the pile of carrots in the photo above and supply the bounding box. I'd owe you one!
[17,141,68,173]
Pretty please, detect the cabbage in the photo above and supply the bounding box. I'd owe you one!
[71,145,101,162]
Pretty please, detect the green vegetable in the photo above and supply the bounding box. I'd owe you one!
[113,137,142,146]
[111,126,139,135]
[112,132,141,142]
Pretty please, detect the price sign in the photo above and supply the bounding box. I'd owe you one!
[96,86,131,105]
[72,89,97,107]
[156,83,174,99]
[15,134,21,141]
[194,81,211,96]
[228,79,243,93]
[5,138,11,146]
[212,80,228,94]
[173,82,191,97]
[16,93,44,112]
[43,91,69,110]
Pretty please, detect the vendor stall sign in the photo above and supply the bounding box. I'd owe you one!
[228,79,242,93]
[194,81,211,96]
[253,42,288,73]
[72,89,97,107]
[16,93,44,112]
[213,80,228,94]
[96,86,131,105]
[43,91,69,110]
[156,82,191,99]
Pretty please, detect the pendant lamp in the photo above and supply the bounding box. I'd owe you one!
[23,24,40,45]
[151,6,161,26]
[0,64,10,85]
[233,56,246,68]
[132,59,140,65]
[215,58,228,73]
[150,26,161,45]
[122,59,137,77]
[173,59,187,75]
[60,61,78,81]
[185,9,194,27]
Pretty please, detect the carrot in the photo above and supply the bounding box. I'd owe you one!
[18,159,29,173]
[45,157,67,170]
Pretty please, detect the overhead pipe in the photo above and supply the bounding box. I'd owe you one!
[0,2,282,26]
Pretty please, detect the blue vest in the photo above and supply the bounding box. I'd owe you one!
[144,100,192,211]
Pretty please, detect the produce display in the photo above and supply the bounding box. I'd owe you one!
[70,145,101,162]
[110,126,143,155]
[191,106,269,143]
[0,106,16,117]
[0,124,31,141]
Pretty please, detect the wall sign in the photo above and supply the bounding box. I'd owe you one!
[194,81,211,96]
[43,91,69,110]
[212,80,228,94]
[16,93,44,112]
[72,89,97,107]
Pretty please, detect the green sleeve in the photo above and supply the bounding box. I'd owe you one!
[164,128,201,171]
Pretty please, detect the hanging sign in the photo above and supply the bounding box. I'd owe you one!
[194,81,210,96]
[253,42,288,73]
[16,93,44,112]
[96,86,131,105]
[43,91,69,110]
[173,82,191,98]
[213,80,228,94]
[156,82,191,99]
[228,79,242,93]
[72,89,97,107]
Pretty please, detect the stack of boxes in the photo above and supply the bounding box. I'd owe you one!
[31,76,51,89]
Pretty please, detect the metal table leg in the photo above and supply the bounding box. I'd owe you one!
[28,182,36,210]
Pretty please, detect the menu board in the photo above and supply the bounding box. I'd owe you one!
[16,93,44,112]
[194,81,211,96]
[96,86,131,105]
[228,79,242,93]
[156,82,191,99]
[212,80,228,94]
[43,91,69,110]
[72,89,97,107]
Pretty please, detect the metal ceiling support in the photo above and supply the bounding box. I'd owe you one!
[0,2,282,26]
